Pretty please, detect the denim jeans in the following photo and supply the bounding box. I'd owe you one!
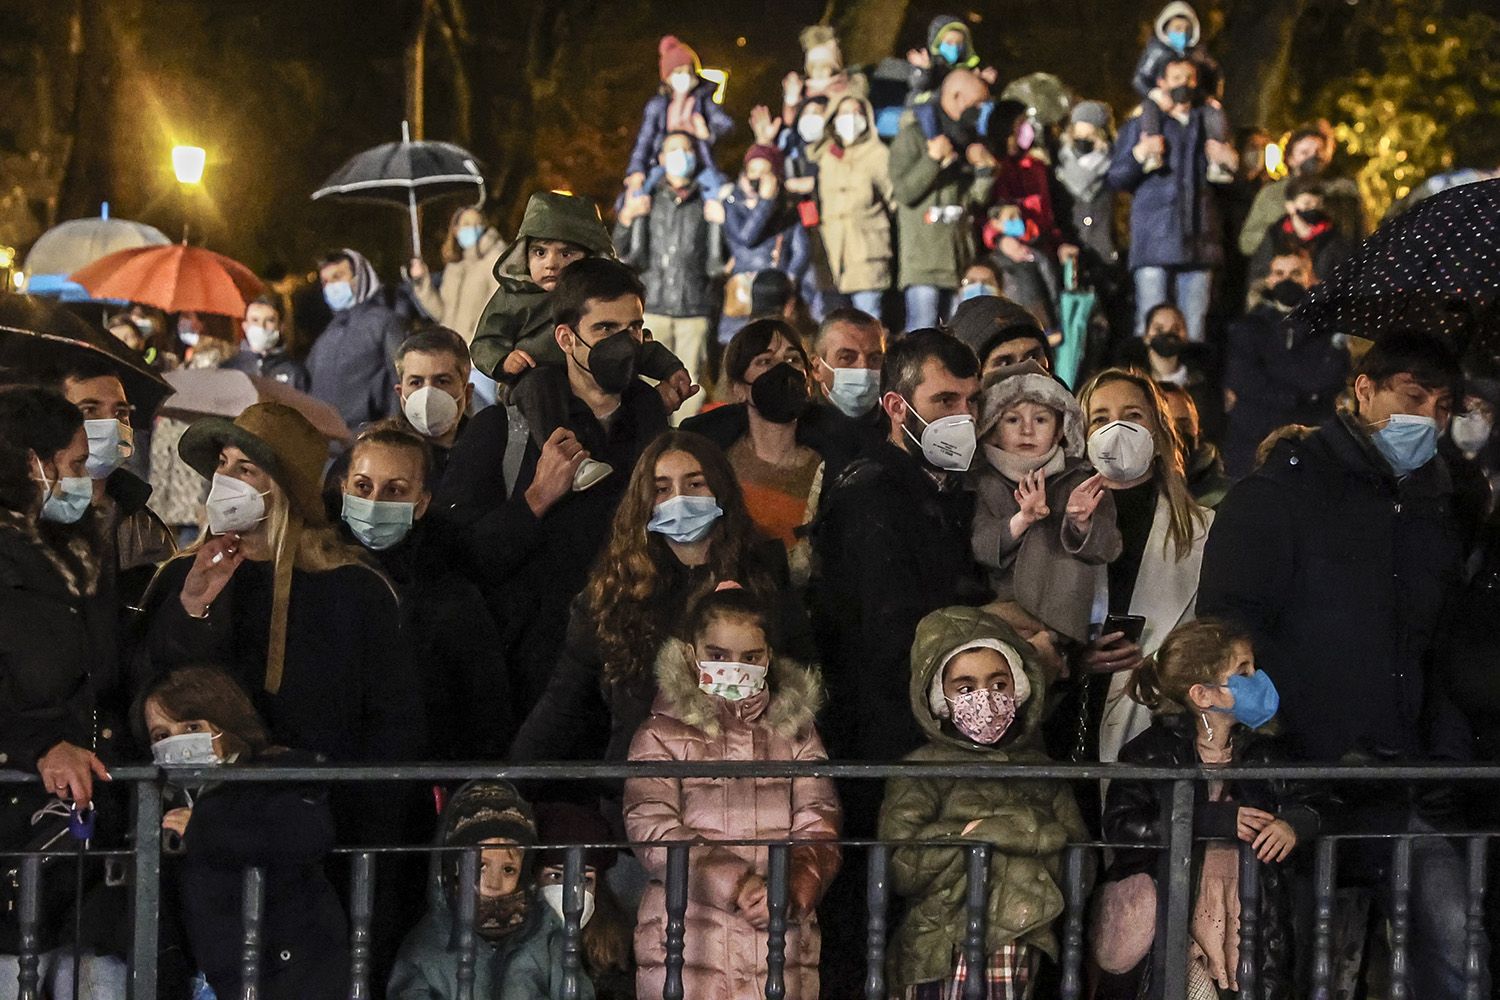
[850,289,885,323]
[1133,266,1212,342]
[1382,817,1491,1000]
[0,950,127,1000]
[903,285,955,332]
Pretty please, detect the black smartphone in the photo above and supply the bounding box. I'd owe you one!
[1102,613,1147,645]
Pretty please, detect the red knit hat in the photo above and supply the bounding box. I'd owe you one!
[743,143,785,179]
[658,35,700,82]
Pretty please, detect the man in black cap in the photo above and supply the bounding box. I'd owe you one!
[948,294,1053,378]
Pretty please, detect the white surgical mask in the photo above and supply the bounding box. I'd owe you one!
[668,72,694,95]
[205,472,268,534]
[797,114,827,144]
[1451,411,1494,455]
[152,731,223,767]
[663,149,697,180]
[902,401,977,472]
[540,884,596,929]
[1087,420,1156,483]
[827,366,881,418]
[833,114,868,145]
[401,385,461,438]
[697,660,769,701]
[84,419,134,479]
[244,324,280,354]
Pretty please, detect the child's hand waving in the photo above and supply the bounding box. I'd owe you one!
[1065,473,1107,529]
[1012,469,1050,528]
[1252,818,1298,862]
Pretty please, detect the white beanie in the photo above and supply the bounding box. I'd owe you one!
[928,638,1031,719]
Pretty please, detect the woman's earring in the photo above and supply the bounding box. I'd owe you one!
[1200,712,1214,741]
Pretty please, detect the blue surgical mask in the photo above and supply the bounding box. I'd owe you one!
[1000,217,1027,239]
[647,494,723,545]
[958,281,998,303]
[1210,671,1280,730]
[35,456,93,525]
[1167,29,1189,52]
[663,149,697,180]
[83,419,133,479]
[323,280,356,312]
[1371,413,1438,475]
[827,366,882,418]
[341,493,416,551]
[938,41,963,65]
[456,225,484,251]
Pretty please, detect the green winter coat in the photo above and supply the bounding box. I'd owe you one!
[470,191,683,386]
[888,107,995,290]
[877,606,1090,988]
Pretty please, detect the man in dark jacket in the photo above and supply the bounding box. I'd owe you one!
[435,258,669,719]
[615,131,724,421]
[1199,329,1485,998]
[1222,248,1349,477]
[305,248,407,429]
[1108,58,1238,344]
[223,295,310,391]
[1246,175,1356,286]
[809,308,889,453]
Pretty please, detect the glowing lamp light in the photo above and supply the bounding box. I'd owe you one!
[700,68,729,105]
[0,245,14,269]
[9,272,23,292]
[1264,141,1286,179]
[172,145,207,185]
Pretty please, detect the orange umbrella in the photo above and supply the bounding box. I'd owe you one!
[69,243,265,317]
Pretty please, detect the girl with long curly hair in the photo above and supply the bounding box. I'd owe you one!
[509,430,813,769]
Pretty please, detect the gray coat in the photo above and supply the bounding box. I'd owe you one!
[305,298,405,429]
[613,180,724,319]
[972,457,1122,642]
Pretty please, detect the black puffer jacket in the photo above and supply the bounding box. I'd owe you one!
[1102,714,1322,1000]
[614,179,724,318]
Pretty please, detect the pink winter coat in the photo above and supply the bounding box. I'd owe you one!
[624,641,842,1000]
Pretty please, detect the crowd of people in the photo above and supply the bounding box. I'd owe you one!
[3,5,1499,1000]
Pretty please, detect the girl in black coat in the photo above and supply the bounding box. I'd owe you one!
[140,666,348,1000]
[1096,619,1319,1000]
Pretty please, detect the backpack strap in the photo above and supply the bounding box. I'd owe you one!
[503,404,530,500]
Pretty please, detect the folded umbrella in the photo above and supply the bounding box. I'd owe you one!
[311,121,485,256]
[1290,177,1500,350]
[0,293,172,417]
[1000,73,1074,127]
[70,244,266,319]
[159,368,351,444]
[24,205,170,296]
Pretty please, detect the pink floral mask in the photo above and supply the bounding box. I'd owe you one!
[698,661,768,702]
[947,689,1017,744]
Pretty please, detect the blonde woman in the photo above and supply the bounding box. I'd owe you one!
[1073,368,1213,764]
[407,205,507,343]
[144,402,422,768]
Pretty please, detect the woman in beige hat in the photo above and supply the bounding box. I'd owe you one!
[142,401,424,770]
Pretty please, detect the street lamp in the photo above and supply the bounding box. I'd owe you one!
[172,145,206,185]
[700,68,729,105]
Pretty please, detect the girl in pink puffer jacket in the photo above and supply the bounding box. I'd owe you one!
[624,585,842,1000]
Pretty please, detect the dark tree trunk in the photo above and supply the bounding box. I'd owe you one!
[1218,0,1310,129]
[833,0,913,68]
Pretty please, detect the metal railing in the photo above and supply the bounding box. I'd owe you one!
[3,761,1497,1000]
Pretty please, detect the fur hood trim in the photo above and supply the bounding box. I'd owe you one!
[651,638,825,740]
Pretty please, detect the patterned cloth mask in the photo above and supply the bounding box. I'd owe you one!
[697,660,769,701]
[947,688,1017,744]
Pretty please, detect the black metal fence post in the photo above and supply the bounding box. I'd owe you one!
[765,843,789,1000]
[348,852,376,999]
[129,779,161,1000]
[663,844,690,1000]
[1236,841,1261,998]
[560,845,585,1000]
[865,844,889,1000]
[239,866,265,1000]
[455,849,479,1000]
[1159,779,1195,1000]
[1464,836,1488,1000]
[1388,836,1413,1000]
[961,843,990,1000]
[1060,844,1087,1000]
[16,854,41,1000]
[1310,836,1336,1000]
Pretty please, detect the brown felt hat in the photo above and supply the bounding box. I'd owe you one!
[179,402,331,526]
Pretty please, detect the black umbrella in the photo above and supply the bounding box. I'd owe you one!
[1290,177,1500,351]
[311,121,485,257]
[0,293,172,418]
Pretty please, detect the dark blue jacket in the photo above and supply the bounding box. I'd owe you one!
[223,347,310,393]
[625,78,734,179]
[1108,110,1224,270]
[721,184,810,282]
[1198,415,1464,762]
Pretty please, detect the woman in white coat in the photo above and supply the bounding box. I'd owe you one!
[1071,368,1214,766]
[407,206,507,344]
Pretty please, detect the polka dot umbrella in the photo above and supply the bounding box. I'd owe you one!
[1290,177,1500,354]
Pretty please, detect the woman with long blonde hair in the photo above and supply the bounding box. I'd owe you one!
[510,430,813,767]
[144,402,422,769]
[1066,367,1214,766]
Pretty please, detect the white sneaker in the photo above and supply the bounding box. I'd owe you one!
[573,458,613,492]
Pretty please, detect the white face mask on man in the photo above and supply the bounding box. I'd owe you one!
[902,399,977,472]
[401,385,461,438]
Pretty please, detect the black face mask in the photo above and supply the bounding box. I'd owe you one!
[1296,208,1330,227]
[572,328,641,395]
[1269,279,1309,309]
[1295,157,1323,178]
[1149,333,1186,358]
[1168,84,1198,107]
[1072,138,1098,156]
[749,362,811,424]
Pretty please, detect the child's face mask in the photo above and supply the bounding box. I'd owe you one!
[947,689,1016,744]
[697,660,768,701]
